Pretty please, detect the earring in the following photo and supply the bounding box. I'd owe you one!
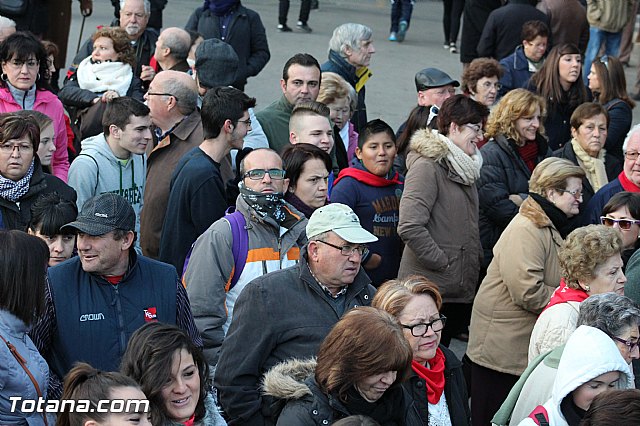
[585,285,590,292]
[1,73,7,82]
[36,73,40,81]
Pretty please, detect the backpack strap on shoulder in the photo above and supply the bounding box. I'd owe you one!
[224,208,248,290]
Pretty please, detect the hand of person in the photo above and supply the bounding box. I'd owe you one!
[80,0,93,17]
[140,65,156,82]
[101,90,119,103]
[509,194,524,207]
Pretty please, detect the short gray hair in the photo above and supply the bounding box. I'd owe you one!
[328,23,372,58]
[160,28,190,61]
[162,77,197,115]
[577,293,640,337]
[623,123,640,153]
[0,16,16,30]
[120,0,151,15]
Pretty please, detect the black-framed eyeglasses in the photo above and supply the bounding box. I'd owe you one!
[243,168,286,180]
[146,92,179,102]
[236,118,252,126]
[557,188,582,199]
[601,216,640,230]
[315,240,367,256]
[401,316,447,337]
[611,335,640,352]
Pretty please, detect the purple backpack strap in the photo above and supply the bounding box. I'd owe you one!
[224,209,248,289]
[181,209,248,291]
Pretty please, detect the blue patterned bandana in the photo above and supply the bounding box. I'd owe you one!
[0,160,34,202]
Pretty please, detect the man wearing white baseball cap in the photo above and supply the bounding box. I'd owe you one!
[215,203,378,425]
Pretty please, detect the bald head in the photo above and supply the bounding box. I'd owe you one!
[145,71,198,130]
[154,27,191,68]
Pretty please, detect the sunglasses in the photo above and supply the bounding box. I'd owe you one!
[600,216,640,230]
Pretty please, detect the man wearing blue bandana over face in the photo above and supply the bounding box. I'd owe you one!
[184,148,308,368]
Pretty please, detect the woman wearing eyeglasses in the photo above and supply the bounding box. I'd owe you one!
[0,32,70,181]
[528,225,625,361]
[398,94,488,346]
[372,276,471,426]
[58,26,144,141]
[461,57,503,108]
[468,157,585,425]
[588,55,635,168]
[554,103,620,223]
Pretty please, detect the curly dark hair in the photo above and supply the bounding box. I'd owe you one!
[91,26,136,68]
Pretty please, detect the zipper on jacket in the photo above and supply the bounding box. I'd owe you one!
[112,285,127,352]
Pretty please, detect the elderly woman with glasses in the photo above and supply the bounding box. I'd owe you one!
[492,293,640,425]
[528,225,625,361]
[461,57,503,108]
[372,276,471,426]
[0,32,70,181]
[587,55,635,167]
[0,113,76,231]
[264,306,414,425]
[468,157,585,425]
[398,94,489,346]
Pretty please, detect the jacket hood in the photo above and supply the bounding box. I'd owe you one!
[261,358,317,400]
[80,133,121,164]
[550,325,633,411]
[519,196,552,228]
[408,128,450,164]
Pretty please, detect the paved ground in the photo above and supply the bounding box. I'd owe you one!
[62,0,640,359]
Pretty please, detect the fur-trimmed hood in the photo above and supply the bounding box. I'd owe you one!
[261,358,317,400]
[519,196,552,229]
[407,128,450,164]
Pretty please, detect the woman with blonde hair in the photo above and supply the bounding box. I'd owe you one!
[528,224,625,361]
[373,276,471,425]
[317,71,358,170]
[478,88,551,269]
[468,157,585,425]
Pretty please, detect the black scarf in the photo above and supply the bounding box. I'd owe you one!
[528,192,575,239]
[239,182,287,225]
[560,394,586,426]
[338,386,404,425]
[284,191,322,219]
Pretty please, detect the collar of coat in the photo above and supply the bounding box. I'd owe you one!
[519,196,552,229]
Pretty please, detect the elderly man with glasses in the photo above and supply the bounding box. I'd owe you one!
[212,202,377,425]
[184,147,309,369]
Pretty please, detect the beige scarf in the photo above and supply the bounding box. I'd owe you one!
[435,130,483,185]
[570,138,608,192]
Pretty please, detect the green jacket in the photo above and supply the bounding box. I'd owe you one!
[255,95,294,154]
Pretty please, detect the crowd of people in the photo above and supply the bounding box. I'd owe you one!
[2,0,640,425]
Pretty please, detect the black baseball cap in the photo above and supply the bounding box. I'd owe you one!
[415,68,460,91]
[62,193,135,236]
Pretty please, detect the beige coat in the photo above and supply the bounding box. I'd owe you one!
[398,129,481,304]
[467,197,562,376]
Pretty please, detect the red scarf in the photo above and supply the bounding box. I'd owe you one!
[618,171,640,192]
[333,167,403,187]
[543,278,588,313]
[183,414,195,426]
[411,347,446,404]
[517,141,539,172]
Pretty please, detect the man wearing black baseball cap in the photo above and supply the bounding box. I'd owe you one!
[30,192,202,399]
